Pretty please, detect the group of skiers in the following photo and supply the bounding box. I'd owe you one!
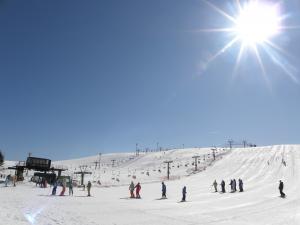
[129,181,141,198]
[51,179,67,196]
[36,177,48,188]
[128,181,169,200]
[48,178,286,201]
[128,181,190,202]
[212,179,244,193]
[51,179,92,197]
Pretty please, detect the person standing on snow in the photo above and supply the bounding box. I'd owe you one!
[182,186,187,202]
[212,180,218,192]
[52,180,58,195]
[13,175,17,187]
[60,179,66,196]
[229,179,233,192]
[238,179,244,192]
[233,179,237,192]
[69,180,73,196]
[162,182,167,198]
[129,181,135,198]
[5,175,11,187]
[135,182,141,199]
[279,180,285,198]
[87,181,92,197]
[221,180,226,193]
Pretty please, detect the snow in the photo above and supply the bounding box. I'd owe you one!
[53,147,225,186]
[1,145,300,225]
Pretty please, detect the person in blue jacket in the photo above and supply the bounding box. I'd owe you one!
[52,180,58,195]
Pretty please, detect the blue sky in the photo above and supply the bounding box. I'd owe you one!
[1,0,300,160]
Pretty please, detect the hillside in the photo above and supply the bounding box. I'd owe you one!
[1,145,299,225]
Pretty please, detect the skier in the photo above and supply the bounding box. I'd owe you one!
[182,186,187,202]
[129,181,135,198]
[279,180,285,198]
[36,177,40,187]
[43,178,47,188]
[87,181,92,197]
[5,175,10,187]
[135,182,141,199]
[238,179,244,192]
[40,178,45,188]
[13,175,17,187]
[162,182,167,198]
[221,180,226,193]
[69,180,73,196]
[52,180,58,195]
[233,179,237,192]
[282,159,287,167]
[212,180,218,192]
[229,179,233,192]
[60,179,66,196]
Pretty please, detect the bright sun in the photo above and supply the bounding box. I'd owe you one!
[235,1,281,45]
[199,0,299,84]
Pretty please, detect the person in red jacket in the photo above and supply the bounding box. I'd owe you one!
[135,182,141,199]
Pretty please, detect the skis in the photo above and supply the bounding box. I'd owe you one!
[120,197,142,200]
[177,200,189,203]
[155,197,168,200]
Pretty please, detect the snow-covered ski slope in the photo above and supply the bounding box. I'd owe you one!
[1,145,300,225]
[53,147,228,186]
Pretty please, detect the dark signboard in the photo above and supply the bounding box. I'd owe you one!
[26,157,51,171]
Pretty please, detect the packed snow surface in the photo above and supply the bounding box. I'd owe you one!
[1,145,300,225]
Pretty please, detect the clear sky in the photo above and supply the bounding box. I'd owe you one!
[1,0,300,160]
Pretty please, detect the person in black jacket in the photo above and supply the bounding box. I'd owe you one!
[279,180,285,198]
[87,181,92,197]
[182,186,187,201]
[238,179,244,192]
[162,182,167,198]
[229,179,233,192]
[221,180,226,193]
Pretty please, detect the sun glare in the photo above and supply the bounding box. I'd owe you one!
[199,0,299,84]
[235,1,281,45]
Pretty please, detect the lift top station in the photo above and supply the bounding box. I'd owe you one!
[8,156,67,183]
